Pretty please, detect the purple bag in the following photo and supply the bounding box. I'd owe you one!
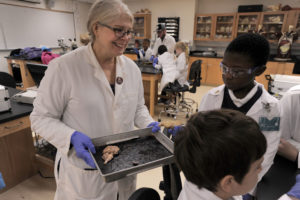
[20,47,42,60]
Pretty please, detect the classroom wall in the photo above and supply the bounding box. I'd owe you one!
[0,0,91,73]
[124,0,196,44]
[197,0,300,14]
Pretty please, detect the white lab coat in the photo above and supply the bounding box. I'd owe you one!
[139,48,152,61]
[280,84,300,168]
[199,83,281,188]
[154,52,177,91]
[178,180,292,200]
[178,180,242,200]
[30,44,153,200]
[152,34,176,56]
[175,52,189,86]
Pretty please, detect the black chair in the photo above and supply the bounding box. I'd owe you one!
[128,187,160,200]
[158,59,202,121]
[0,72,16,88]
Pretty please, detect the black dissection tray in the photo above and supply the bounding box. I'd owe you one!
[90,128,174,182]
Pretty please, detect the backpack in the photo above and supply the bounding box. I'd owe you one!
[20,47,42,60]
[41,51,60,65]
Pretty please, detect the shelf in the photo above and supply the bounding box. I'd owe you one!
[238,23,257,25]
[216,22,233,24]
[263,22,283,24]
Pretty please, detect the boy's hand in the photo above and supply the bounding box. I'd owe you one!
[277,138,299,162]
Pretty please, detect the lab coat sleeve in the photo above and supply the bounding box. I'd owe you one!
[152,40,159,57]
[30,60,75,155]
[278,194,293,200]
[198,92,210,111]
[167,36,176,54]
[176,54,186,73]
[280,93,293,140]
[134,70,154,128]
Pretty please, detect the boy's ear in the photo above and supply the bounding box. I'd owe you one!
[219,175,235,193]
[254,65,266,76]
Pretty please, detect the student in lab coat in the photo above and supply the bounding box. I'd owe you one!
[198,33,281,198]
[277,85,300,167]
[151,23,176,58]
[30,0,159,200]
[139,39,153,61]
[175,41,189,87]
[154,45,177,92]
[174,109,300,200]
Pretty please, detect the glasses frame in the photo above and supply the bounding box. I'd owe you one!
[97,22,134,39]
[220,62,260,78]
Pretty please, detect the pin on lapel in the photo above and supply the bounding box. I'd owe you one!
[116,77,123,85]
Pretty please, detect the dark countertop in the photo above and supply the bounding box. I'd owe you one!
[134,61,161,74]
[0,88,33,124]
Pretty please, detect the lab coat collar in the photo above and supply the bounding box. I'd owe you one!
[208,82,278,115]
[86,43,127,99]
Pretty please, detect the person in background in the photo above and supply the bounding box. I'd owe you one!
[139,38,152,62]
[151,23,176,60]
[174,109,300,200]
[134,39,141,60]
[154,45,177,103]
[277,85,300,167]
[198,33,281,199]
[30,0,159,200]
[80,33,90,45]
[175,41,189,87]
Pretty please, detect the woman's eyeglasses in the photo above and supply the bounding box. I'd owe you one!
[97,22,134,38]
[220,62,260,78]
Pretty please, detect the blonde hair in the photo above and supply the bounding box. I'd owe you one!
[175,41,189,65]
[87,0,133,42]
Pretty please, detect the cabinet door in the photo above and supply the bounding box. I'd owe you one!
[194,15,214,41]
[134,13,151,39]
[214,14,236,41]
[235,13,261,37]
[260,11,287,42]
[256,62,278,89]
[205,58,223,86]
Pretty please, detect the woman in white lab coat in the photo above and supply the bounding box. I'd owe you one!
[278,85,300,167]
[30,1,158,200]
[175,41,189,87]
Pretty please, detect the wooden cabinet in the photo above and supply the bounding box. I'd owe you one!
[189,57,222,86]
[256,61,295,89]
[0,116,36,193]
[260,11,288,42]
[204,58,223,85]
[235,12,261,37]
[194,13,236,41]
[214,13,236,41]
[194,14,214,41]
[124,53,137,61]
[133,13,151,39]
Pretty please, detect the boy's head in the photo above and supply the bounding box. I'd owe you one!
[175,109,266,197]
[158,45,168,55]
[222,33,270,91]
[142,39,150,50]
[134,39,140,48]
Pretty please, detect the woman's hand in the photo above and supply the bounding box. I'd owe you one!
[71,131,96,168]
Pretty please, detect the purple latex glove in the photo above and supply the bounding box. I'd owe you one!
[150,55,155,62]
[147,122,161,133]
[152,57,158,68]
[71,131,96,168]
[287,175,300,199]
[167,126,183,137]
[242,194,253,200]
[0,172,5,190]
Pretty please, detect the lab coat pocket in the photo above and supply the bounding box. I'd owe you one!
[59,154,117,199]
